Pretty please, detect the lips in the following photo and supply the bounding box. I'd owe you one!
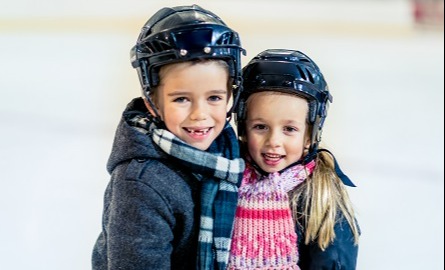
[262,153,285,167]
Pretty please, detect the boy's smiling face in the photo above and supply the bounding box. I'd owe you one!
[153,61,230,151]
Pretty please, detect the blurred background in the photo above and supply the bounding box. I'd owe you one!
[0,0,443,269]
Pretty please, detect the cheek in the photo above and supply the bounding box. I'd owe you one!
[210,106,229,126]
[288,139,305,158]
[158,103,180,124]
[246,134,261,154]
[214,105,228,116]
[215,103,229,116]
[163,108,184,124]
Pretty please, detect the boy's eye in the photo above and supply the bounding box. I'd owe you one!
[173,97,188,103]
[208,95,223,102]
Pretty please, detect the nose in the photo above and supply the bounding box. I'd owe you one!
[189,101,208,121]
[265,129,282,148]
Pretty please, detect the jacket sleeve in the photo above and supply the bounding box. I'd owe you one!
[297,218,359,270]
[93,160,176,270]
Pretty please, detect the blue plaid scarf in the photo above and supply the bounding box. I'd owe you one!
[152,123,245,270]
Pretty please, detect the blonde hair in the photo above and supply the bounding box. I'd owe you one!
[289,150,360,250]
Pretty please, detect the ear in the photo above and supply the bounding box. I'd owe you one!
[143,97,159,118]
[304,137,311,152]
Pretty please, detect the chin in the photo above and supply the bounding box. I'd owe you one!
[190,142,212,151]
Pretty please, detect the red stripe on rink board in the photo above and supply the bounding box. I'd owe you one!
[235,207,291,219]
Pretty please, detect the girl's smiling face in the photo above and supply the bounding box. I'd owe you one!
[245,91,311,173]
[153,61,230,151]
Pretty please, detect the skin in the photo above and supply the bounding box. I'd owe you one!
[148,61,229,151]
[245,91,311,173]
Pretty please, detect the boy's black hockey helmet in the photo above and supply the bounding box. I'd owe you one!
[130,5,245,120]
[236,49,333,153]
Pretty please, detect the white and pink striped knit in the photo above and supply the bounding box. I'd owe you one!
[228,161,315,270]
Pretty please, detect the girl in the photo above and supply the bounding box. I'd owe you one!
[228,49,360,269]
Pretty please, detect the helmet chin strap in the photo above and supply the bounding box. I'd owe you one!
[142,93,167,129]
[304,148,356,187]
[145,112,166,130]
[226,77,243,119]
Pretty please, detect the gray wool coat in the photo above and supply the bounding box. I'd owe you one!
[92,98,201,270]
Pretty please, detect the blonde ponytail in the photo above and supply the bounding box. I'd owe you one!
[290,151,360,250]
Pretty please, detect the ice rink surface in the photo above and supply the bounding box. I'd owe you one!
[0,0,443,269]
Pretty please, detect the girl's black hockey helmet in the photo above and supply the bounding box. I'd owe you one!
[130,5,245,119]
[236,49,333,153]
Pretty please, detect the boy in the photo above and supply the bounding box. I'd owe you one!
[92,5,245,270]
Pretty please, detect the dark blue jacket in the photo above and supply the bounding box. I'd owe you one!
[92,98,200,270]
[297,216,359,270]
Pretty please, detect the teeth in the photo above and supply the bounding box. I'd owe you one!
[264,153,282,159]
[187,128,210,135]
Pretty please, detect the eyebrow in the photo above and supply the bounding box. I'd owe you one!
[210,89,228,94]
[167,89,227,96]
[283,118,305,125]
[248,118,305,126]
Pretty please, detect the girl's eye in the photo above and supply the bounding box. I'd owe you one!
[284,126,298,133]
[252,124,267,130]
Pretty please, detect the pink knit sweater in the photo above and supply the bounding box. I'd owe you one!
[228,161,315,270]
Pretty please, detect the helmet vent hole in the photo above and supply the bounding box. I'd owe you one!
[149,41,160,52]
[296,65,307,81]
[216,32,233,45]
[140,44,154,54]
[150,40,172,53]
[306,68,315,84]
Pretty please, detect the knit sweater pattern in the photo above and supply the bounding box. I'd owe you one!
[228,161,315,270]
